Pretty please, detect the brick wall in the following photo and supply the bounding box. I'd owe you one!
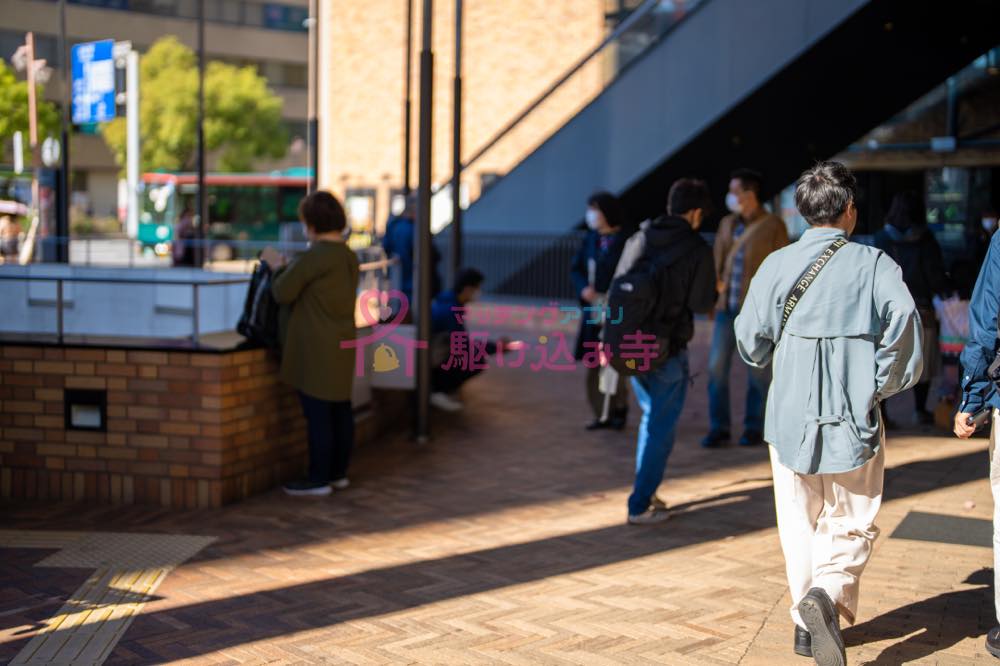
[0,344,399,508]
[318,0,608,228]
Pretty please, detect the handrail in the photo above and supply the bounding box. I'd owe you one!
[0,255,397,346]
[429,0,705,207]
[0,274,251,286]
[460,0,662,172]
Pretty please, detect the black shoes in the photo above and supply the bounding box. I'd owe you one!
[585,409,627,431]
[700,430,730,448]
[794,626,812,658]
[798,588,845,666]
[701,430,763,447]
[987,626,1000,658]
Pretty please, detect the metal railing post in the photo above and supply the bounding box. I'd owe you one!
[56,278,64,343]
[191,283,200,346]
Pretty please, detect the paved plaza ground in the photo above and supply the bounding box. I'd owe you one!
[1,316,997,664]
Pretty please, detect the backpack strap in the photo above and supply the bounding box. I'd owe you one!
[779,238,848,336]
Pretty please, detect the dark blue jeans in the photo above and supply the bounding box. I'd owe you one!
[299,392,354,484]
[628,352,689,516]
[707,310,768,435]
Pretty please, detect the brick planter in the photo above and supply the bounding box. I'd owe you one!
[0,344,401,508]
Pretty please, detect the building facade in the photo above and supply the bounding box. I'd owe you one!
[318,0,613,235]
[0,0,309,219]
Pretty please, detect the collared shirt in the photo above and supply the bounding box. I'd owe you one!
[727,221,746,312]
[735,227,923,474]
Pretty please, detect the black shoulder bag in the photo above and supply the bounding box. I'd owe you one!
[779,237,848,338]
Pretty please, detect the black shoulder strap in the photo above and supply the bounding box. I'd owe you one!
[780,238,848,334]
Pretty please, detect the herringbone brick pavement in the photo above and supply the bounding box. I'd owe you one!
[1,317,996,664]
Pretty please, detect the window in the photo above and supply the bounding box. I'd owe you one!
[127,0,182,17]
[262,3,309,31]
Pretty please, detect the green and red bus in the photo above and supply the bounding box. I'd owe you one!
[138,171,309,260]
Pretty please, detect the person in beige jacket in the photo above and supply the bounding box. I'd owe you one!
[703,168,789,449]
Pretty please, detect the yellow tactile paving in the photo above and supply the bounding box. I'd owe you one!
[6,531,213,665]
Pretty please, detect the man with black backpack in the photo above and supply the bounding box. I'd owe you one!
[605,178,716,525]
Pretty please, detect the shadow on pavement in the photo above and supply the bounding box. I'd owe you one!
[95,449,988,662]
[845,568,993,665]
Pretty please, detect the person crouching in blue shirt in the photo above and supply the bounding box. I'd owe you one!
[429,268,509,412]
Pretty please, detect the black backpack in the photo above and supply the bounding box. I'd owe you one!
[604,231,703,376]
[237,260,281,351]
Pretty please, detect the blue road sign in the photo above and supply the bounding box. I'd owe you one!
[71,40,116,124]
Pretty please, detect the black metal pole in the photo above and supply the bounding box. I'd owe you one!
[307,0,319,193]
[196,1,207,266]
[450,0,462,283]
[57,0,70,263]
[415,0,434,443]
[403,0,414,195]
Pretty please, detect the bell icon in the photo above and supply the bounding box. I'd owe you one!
[373,343,400,373]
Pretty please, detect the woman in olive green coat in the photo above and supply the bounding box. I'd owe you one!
[263,191,359,497]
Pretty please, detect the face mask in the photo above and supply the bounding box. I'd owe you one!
[726,192,742,215]
[983,218,998,232]
[585,208,600,230]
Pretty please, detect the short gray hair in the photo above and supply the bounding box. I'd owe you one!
[794,161,857,226]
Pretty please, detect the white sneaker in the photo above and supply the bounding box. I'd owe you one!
[628,507,671,525]
[330,478,350,490]
[283,480,332,497]
[430,392,464,412]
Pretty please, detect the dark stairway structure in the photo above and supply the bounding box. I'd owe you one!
[460,0,1000,239]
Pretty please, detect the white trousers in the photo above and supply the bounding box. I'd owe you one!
[990,411,1000,624]
[770,444,884,628]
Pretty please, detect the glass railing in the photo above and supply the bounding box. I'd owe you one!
[434,0,706,230]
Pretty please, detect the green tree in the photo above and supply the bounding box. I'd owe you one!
[0,59,60,165]
[101,36,287,173]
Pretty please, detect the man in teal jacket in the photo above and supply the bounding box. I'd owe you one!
[736,162,922,666]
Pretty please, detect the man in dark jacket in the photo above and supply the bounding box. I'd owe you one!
[382,196,442,313]
[873,191,949,424]
[612,178,716,524]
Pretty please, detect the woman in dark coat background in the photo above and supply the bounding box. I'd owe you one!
[570,191,633,430]
[873,190,950,425]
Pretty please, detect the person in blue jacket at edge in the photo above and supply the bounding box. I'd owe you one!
[954,227,1000,661]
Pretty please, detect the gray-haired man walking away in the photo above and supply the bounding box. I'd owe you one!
[735,162,922,666]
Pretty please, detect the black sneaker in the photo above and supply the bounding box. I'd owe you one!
[794,625,812,658]
[585,419,613,431]
[700,430,730,448]
[283,480,332,497]
[987,626,1000,658]
[798,588,845,666]
[608,408,628,430]
[739,430,764,447]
